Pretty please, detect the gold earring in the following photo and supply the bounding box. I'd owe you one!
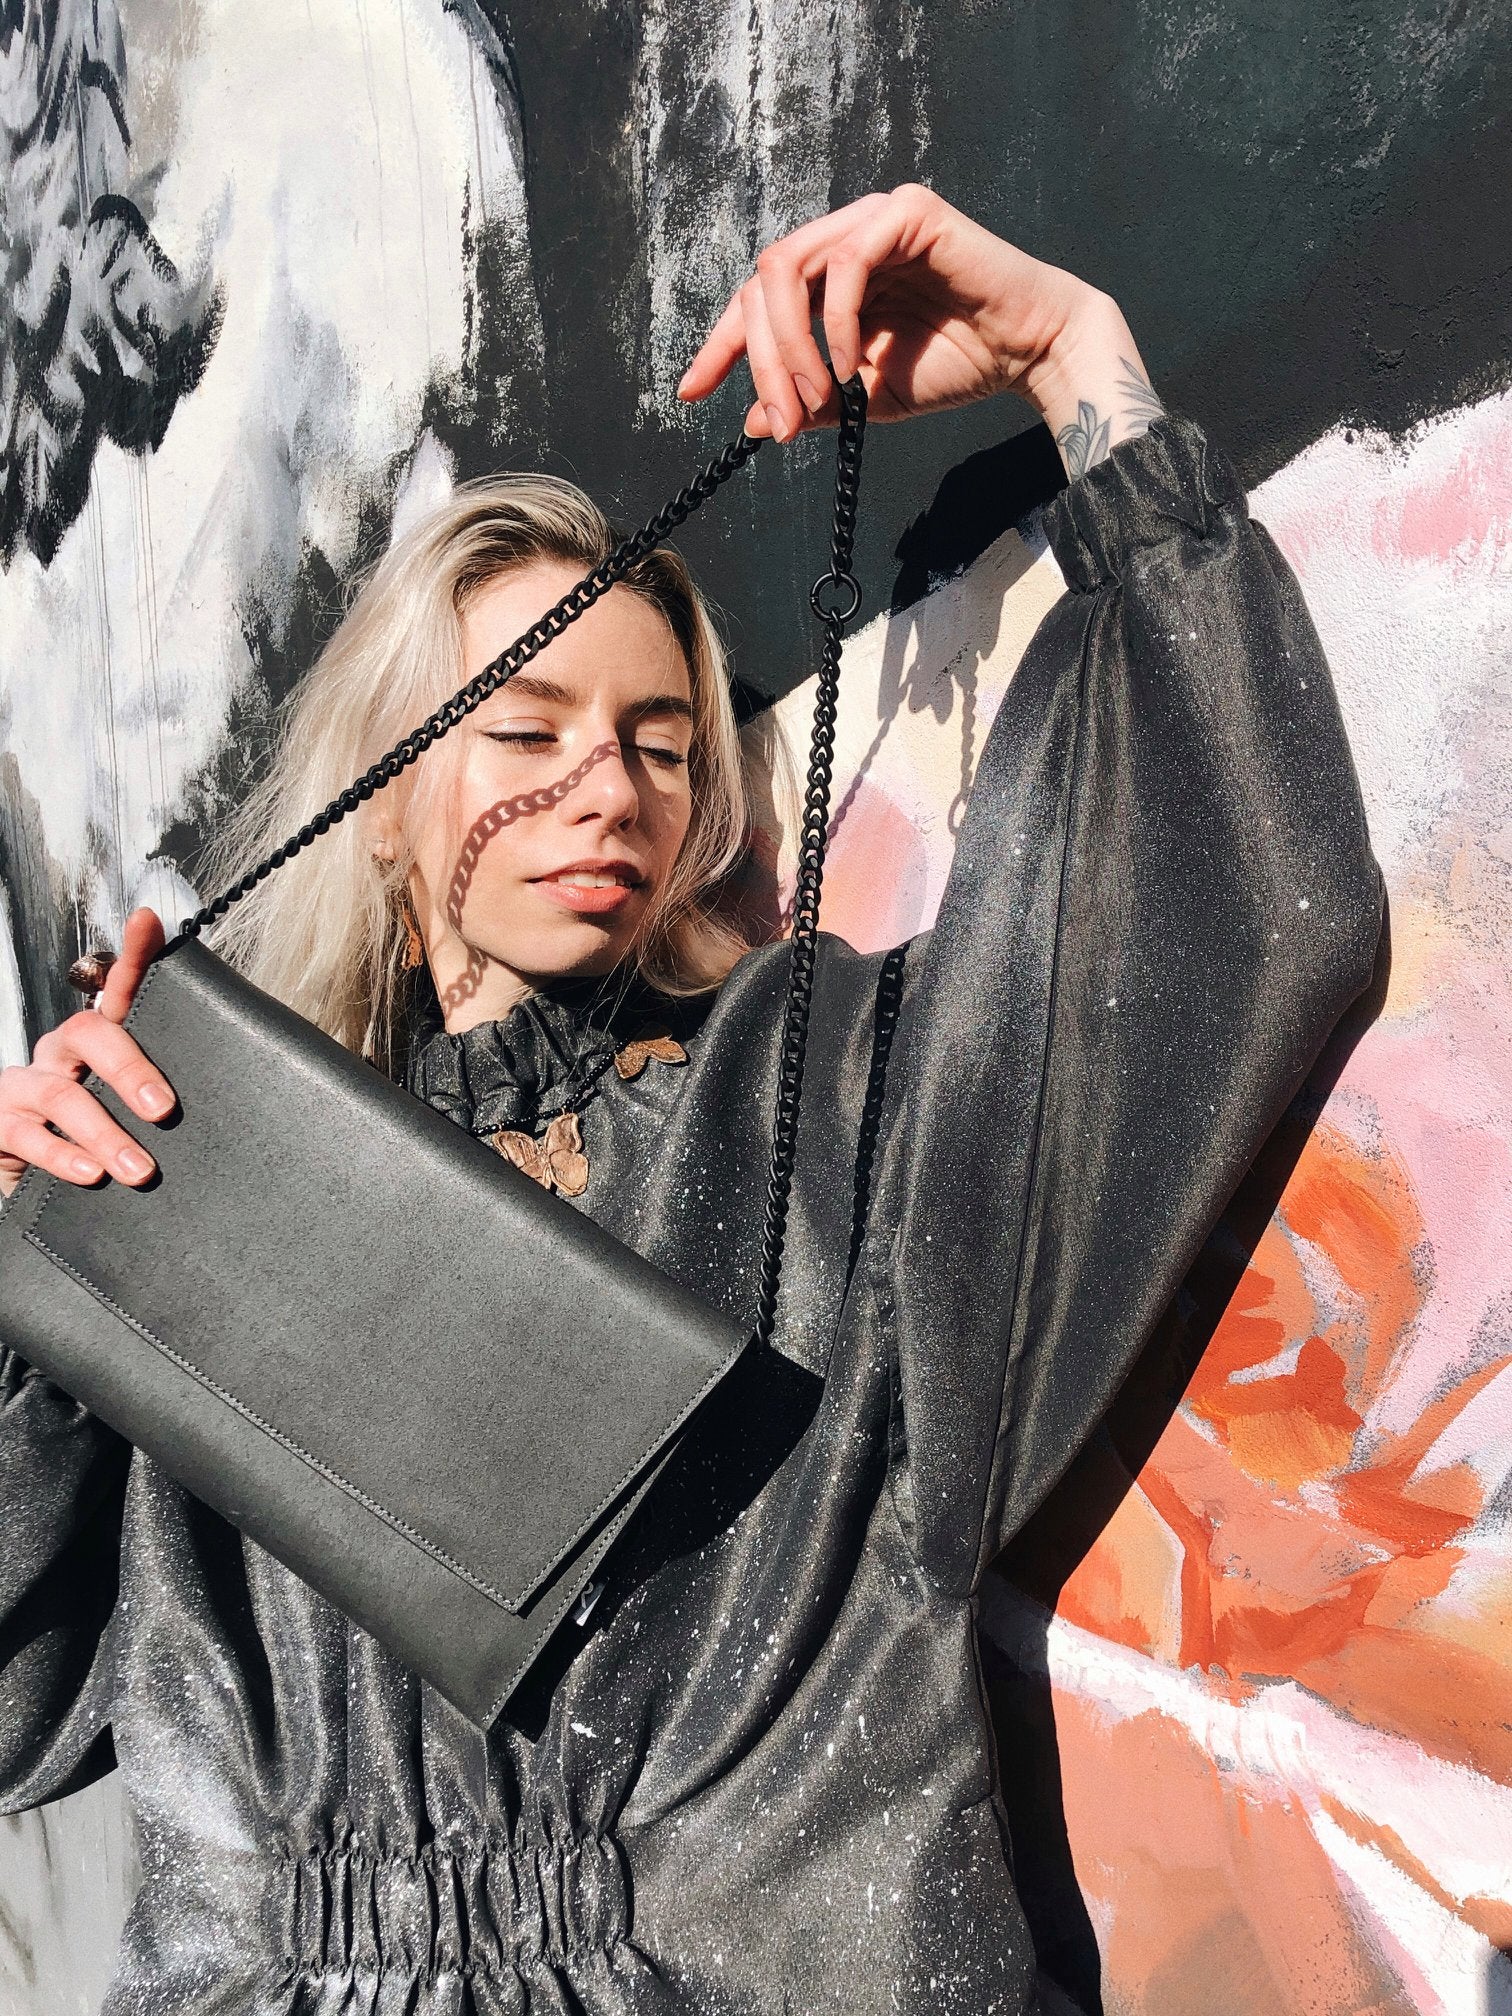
[396,887,425,970]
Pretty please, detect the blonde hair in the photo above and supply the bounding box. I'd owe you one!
[196,475,754,1070]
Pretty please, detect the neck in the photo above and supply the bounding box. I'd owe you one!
[433,951,638,1035]
[432,948,535,1034]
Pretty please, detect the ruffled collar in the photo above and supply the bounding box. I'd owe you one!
[403,964,686,1137]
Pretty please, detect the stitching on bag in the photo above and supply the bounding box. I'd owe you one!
[24,1227,521,1611]
[481,1451,689,1717]
[24,1211,746,1613]
[505,1329,747,1597]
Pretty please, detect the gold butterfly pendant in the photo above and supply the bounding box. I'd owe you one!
[613,1033,688,1080]
[490,1111,590,1197]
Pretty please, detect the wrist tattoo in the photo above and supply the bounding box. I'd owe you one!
[1115,356,1165,426]
[1057,400,1111,479]
[1055,358,1166,478]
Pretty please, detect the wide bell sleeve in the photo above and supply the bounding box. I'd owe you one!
[0,1344,127,1809]
[869,411,1384,1596]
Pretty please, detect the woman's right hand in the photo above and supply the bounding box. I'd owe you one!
[0,908,176,1199]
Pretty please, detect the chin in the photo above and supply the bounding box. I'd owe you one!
[512,923,639,984]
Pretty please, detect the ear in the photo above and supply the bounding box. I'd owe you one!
[369,805,403,863]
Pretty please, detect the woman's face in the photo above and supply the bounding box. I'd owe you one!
[398,559,696,1030]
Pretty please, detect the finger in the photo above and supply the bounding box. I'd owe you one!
[677,192,892,401]
[748,190,906,380]
[754,241,832,415]
[0,1115,107,1187]
[49,1013,176,1123]
[29,1072,157,1185]
[819,210,921,382]
[677,293,750,402]
[98,907,165,1025]
[739,277,804,442]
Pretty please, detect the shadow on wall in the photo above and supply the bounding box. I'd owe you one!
[980,908,1395,2014]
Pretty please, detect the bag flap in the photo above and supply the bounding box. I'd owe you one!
[15,941,749,1614]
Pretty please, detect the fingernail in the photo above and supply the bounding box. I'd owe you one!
[794,374,825,414]
[138,1081,172,1116]
[70,1154,102,1181]
[764,402,790,442]
[120,1146,153,1180]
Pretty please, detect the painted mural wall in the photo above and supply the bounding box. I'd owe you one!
[1,1,1508,2010]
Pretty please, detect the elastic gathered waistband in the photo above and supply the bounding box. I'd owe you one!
[276,1831,630,1984]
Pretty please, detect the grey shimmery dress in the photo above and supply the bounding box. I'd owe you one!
[0,415,1384,2014]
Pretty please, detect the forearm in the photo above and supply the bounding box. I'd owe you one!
[1021,289,1165,480]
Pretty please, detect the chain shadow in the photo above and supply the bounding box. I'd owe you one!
[827,478,1039,856]
[436,742,618,1015]
[734,429,1056,944]
[977,902,1394,2015]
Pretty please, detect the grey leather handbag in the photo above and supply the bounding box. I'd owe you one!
[0,381,868,1728]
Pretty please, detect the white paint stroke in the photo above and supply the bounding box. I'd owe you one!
[980,1585,1512,1928]
[1313,1811,1494,2016]
[390,428,458,545]
[0,0,534,955]
[0,881,30,1073]
[1254,384,1512,888]
[634,0,928,417]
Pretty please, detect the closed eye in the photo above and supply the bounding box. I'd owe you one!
[485,728,685,768]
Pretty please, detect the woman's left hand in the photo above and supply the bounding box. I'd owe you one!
[677,184,1155,473]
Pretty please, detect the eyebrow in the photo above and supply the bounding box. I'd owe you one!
[492,673,693,724]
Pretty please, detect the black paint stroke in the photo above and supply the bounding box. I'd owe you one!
[443,0,1512,704]
[0,0,222,567]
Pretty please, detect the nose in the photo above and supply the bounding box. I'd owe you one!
[559,737,641,831]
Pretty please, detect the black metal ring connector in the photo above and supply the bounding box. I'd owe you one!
[809,570,862,624]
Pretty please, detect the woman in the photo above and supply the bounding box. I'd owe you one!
[0,188,1381,2013]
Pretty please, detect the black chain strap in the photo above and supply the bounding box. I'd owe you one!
[752,375,867,1350]
[176,380,868,1354]
[176,429,767,942]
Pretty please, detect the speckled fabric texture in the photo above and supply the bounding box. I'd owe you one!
[0,415,1384,2014]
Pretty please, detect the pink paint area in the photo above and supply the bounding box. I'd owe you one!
[817,776,931,954]
[1338,1008,1512,1437]
[1261,387,1512,582]
[1377,402,1512,567]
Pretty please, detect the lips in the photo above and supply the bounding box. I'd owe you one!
[532,858,645,888]
[530,860,646,917]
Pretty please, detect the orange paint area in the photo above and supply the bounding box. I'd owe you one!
[1059,1121,1510,1773]
[1052,1695,1418,2016]
[1032,1107,1512,2009]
